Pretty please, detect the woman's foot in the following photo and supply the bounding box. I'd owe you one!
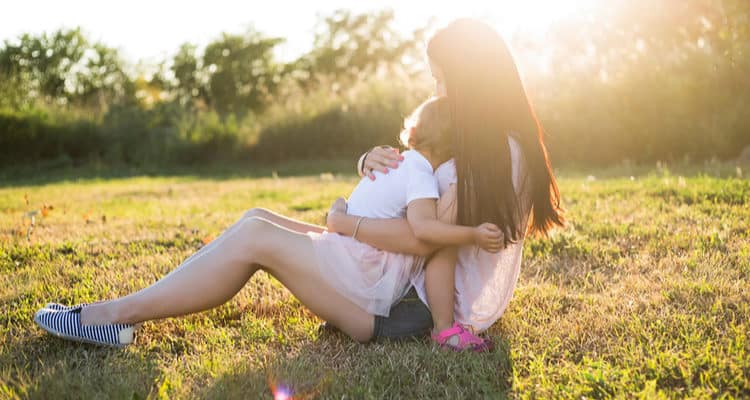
[431,322,493,352]
[43,300,119,325]
[34,304,135,348]
[44,302,120,325]
[44,302,87,311]
[78,301,120,325]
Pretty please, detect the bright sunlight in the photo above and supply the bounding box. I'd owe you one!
[477,0,600,35]
[2,0,749,398]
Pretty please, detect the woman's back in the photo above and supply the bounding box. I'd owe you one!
[413,135,532,332]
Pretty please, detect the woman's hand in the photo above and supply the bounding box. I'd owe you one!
[359,146,404,180]
[473,223,503,253]
[326,197,348,232]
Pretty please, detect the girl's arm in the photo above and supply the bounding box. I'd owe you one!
[407,198,475,245]
[325,185,502,256]
[406,199,500,250]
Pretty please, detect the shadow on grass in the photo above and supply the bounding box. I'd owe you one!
[0,158,357,189]
[199,332,514,399]
[7,335,161,400]
[4,158,748,189]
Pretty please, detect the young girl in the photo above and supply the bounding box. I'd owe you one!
[308,96,501,317]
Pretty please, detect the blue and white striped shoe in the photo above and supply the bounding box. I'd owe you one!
[44,302,82,311]
[34,305,135,348]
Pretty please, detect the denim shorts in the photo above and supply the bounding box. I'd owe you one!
[372,287,433,341]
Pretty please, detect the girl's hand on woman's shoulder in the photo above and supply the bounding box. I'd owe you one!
[359,146,404,180]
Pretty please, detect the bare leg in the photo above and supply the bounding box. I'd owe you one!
[175,207,323,270]
[148,207,325,289]
[244,208,326,234]
[81,216,374,342]
[424,247,458,333]
[83,208,318,319]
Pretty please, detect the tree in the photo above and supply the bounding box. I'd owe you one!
[295,10,426,85]
[0,28,133,110]
[202,31,285,116]
[170,43,204,108]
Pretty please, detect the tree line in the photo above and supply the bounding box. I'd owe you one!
[1,1,748,168]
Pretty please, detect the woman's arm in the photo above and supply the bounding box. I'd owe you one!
[325,185,483,256]
[327,211,439,257]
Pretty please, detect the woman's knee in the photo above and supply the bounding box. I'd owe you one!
[238,217,274,254]
[239,216,294,265]
[242,207,271,220]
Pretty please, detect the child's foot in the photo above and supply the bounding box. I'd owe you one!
[431,322,493,352]
[34,304,135,348]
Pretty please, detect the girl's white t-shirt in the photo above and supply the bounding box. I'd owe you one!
[347,150,439,219]
[411,136,531,332]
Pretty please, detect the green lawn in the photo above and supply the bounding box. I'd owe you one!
[1,163,749,399]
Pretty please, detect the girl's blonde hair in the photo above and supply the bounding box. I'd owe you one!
[399,96,453,160]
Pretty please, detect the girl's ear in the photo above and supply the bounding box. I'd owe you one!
[408,126,417,147]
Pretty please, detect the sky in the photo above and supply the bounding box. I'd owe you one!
[0,0,598,65]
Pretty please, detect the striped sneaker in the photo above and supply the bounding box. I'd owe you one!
[34,305,135,348]
[44,302,82,311]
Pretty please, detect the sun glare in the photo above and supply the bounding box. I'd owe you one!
[470,0,599,36]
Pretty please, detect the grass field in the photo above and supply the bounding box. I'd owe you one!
[1,162,749,399]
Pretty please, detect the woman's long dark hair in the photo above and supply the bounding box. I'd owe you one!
[427,18,564,245]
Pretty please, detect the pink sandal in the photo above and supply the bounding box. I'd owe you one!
[431,322,493,352]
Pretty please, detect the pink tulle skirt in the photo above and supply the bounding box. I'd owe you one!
[306,231,421,316]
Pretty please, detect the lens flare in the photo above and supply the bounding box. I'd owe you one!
[272,385,293,400]
[268,375,295,400]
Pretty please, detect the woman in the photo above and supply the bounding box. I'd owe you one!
[34,18,563,349]
[339,18,564,347]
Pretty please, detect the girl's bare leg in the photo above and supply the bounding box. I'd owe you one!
[424,247,458,333]
[80,216,374,342]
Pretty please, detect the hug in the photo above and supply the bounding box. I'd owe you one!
[34,18,564,353]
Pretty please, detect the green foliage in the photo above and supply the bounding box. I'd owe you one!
[0,108,100,166]
[526,0,750,164]
[250,79,430,162]
[1,3,750,168]
[298,9,426,84]
[0,28,133,110]
[202,31,285,116]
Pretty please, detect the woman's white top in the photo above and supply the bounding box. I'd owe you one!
[411,135,531,332]
[347,150,439,218]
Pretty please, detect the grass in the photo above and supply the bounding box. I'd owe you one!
[1,162,749,399]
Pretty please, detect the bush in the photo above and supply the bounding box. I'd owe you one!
[0,108,101,166]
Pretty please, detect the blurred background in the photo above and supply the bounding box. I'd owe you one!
[0,0,748,169]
